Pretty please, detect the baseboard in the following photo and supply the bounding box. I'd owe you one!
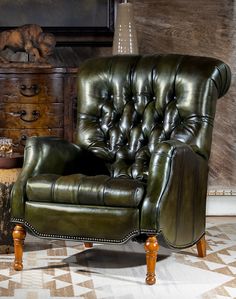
[206,195,236,216]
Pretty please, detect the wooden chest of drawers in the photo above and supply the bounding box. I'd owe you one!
[0,66,78,152]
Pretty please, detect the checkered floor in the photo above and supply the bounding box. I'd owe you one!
[0,217,236,299]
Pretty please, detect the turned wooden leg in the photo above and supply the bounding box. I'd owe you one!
[144,235,159,285]
[84,242,93,248]
[12,224,26,271]
[196,235,206,257]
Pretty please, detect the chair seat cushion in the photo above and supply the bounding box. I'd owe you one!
[26,174,145,208]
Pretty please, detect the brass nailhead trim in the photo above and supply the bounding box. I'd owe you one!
[11,218,140,244]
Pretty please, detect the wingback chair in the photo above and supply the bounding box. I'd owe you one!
[10,54,231,285]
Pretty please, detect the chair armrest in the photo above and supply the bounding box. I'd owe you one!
[11,136,85,219]
[140,140,208,248]
[24,136,84,174]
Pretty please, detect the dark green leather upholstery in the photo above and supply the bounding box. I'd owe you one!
[11,54,231,248]
[26,174,144,207]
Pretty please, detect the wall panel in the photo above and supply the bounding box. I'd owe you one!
[132,0,236,191]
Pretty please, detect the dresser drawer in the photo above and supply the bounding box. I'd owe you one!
[0,129,64,153]
[0,74,63,103]
[0,103,64,128]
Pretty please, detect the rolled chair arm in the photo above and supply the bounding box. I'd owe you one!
[140,140,208,248]
[11,136,89,219]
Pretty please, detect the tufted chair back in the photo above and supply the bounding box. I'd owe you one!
[76,55,230,181]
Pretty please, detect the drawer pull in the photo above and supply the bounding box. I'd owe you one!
[19,135,27,147]
[19,84,41,96]
[21,135,27,142]
[12,135,28,148]
[8,110,40,122]
[18,134,28,146]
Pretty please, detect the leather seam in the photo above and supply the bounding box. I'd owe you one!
[174,148,185,244]
[101,177,110,205]
[156,149,174,232]
[51,177,57,203]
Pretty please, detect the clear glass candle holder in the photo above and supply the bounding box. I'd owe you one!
[0,137,13,157]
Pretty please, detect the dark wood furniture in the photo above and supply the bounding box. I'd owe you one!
[0,153,23,169]
[0,168,22,253]
[0,66,78,153]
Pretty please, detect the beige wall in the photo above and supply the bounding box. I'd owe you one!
[131,0,236,191]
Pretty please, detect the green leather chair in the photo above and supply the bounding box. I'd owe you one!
[10,54,231,285]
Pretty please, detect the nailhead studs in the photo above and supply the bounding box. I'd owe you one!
[11,218,139,244]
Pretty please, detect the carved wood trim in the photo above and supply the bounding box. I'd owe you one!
[207,190,236,196]
[144,235,159,285]
[12,224,26,271]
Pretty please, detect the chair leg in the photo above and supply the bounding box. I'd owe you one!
[144,235,159,285]
[84,242,93,248]
[12,224,26,271]
[196,235,206,257]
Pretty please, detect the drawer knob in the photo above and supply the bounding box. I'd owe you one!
[19,84,41,96]
[20,135,27,147]
[21,135,27,141]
